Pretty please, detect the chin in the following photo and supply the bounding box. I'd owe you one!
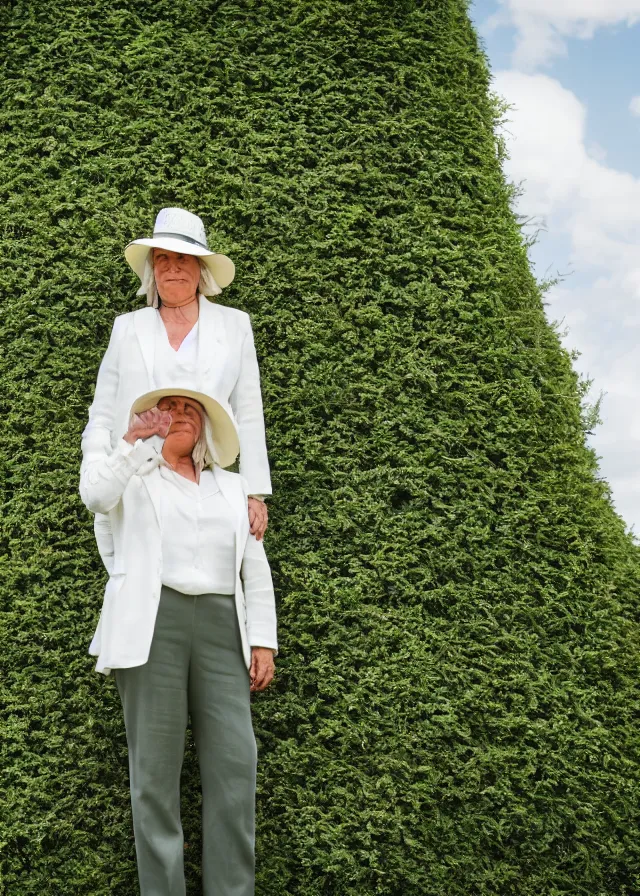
[166,431,196,447]
[159,287,195,303]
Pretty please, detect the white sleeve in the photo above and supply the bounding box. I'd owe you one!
[93,514,115,575]
[80,439,160,514]
[242,533,278,653]
[81,315,126,464]
[229,315,272,496]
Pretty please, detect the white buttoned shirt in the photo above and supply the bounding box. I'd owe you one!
[159,466,236,596]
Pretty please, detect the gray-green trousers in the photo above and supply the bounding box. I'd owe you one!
[115,586,256,896]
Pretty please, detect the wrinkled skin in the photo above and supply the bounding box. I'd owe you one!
[154,249,201,307]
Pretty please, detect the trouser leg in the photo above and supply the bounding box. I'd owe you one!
[115,587,192,896]
[189,594,257,896]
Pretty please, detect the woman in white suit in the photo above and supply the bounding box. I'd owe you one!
[82,207,271,559]
[80,386,277,896]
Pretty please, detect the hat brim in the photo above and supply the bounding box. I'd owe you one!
[125,238,235,288]
[130,388,239,469]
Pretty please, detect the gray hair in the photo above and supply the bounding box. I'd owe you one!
[137,254,222,308]
[192,415,220,475]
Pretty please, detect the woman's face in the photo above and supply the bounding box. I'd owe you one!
[153,248,201,306]
[157,396,204,455]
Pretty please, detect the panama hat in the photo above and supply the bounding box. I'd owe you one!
[130,387,240,469]
[124,207,235,288]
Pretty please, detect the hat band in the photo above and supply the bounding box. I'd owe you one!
[152,231,209,250]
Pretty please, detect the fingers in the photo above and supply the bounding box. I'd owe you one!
[139,407,172,436]
[125,407,172,443]
[252,668,274,692]
[250,658,265,691]
[262,664,274,689]
[248,499,268,541]
[249,649,275,692]
[157,409,172,435]
[251,667,273,692]
[125,425,160,443]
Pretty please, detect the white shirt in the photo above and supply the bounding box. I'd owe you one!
[159,466,236,595]
[153,315,199,389]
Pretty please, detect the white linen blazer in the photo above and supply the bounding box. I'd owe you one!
[80,440,278,675]
[81,294,272,496]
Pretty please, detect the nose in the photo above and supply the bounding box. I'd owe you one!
[170,399,193,419]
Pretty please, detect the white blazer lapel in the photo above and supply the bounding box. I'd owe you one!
[133,307,157,387]
[141,466,164,530]
[197,295,229,388]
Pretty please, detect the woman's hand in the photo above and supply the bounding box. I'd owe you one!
[250,647,275,692]
[123,407,172,445]
[248,497,268,541]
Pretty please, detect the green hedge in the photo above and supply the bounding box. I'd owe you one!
[2,1,640,894]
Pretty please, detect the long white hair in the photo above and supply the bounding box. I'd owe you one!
[137,256,222,308]
[192,415,220,475]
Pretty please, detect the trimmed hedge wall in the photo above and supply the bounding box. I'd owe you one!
[2,1,640,894]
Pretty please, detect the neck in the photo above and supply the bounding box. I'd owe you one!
[158,294,200,324]
[162,447,198,483]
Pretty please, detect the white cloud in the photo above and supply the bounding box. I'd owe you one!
[495,72,640,255]
[487,0,640,68]
[494,70,640,531]
[630,96,640,117]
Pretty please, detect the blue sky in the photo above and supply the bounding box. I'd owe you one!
[473,5,640,176]
[469,0,640,533]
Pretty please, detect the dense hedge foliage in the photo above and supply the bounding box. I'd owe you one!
[2,1,640,893]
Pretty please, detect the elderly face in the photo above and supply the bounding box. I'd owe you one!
[153,248,201,306]
[157,396,204,454]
